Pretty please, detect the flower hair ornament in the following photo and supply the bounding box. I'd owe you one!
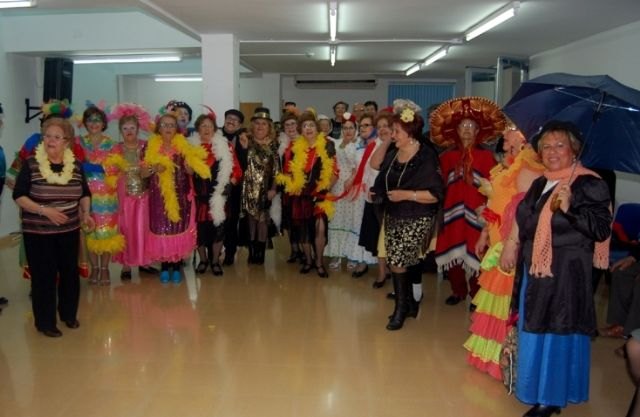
[400,108,415,123]
[342,112,357,124]
[108,103,152,132]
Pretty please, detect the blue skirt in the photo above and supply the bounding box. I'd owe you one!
[515,269,590,407]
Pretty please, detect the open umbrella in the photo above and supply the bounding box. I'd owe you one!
[503,73,640,174]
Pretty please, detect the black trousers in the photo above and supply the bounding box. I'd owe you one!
[224,185,242,258]
[23,230,80,331]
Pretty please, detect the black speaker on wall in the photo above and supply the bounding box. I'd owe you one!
[43,58,73,102]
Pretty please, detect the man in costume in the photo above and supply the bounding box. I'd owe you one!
[221,108,245,265]
[430,97,505,308]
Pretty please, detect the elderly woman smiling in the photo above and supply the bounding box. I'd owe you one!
[500,120,612,417]
[13,118,94,337]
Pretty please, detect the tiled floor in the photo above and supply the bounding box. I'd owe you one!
[0,237,631,417]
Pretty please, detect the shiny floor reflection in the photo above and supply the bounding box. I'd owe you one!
[0,238,630,417]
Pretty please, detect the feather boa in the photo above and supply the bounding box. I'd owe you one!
[208,132,233,226]
[35,143,75,185]
[144,133,210,222]
[276,134,335,218]
[103,153,128,189]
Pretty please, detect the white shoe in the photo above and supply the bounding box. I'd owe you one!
[329,258,341,269]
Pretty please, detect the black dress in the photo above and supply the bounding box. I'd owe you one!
[516,174,612,336]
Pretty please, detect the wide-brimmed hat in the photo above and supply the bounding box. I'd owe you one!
[251,107,272,122]
[430,96,506,147]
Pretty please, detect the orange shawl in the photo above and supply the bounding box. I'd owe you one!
[530,162,611,277]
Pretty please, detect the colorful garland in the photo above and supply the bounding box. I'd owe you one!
[144,133,210,222]
[35,143,75,185]
[276,133,335,218]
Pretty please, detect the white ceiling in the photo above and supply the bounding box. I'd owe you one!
[10,0,640,78]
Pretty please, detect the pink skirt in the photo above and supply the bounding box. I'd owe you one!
[113,192,151,267]
[146,194,197,263]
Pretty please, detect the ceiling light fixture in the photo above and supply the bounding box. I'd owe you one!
[423,46,449,67]
[73,54,182,64]
[329,1,338,42]
[0,0,36,9]
[405,64,421,77]
[465,1,520,41]
[154,76,202,82]
[330,45,337,67]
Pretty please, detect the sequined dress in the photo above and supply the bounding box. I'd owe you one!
[112,141,151,266]
[79,135,125,255]
[241,140,281,223]
[145,148,197,263]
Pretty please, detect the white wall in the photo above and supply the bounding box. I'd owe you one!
[281,75,386,117]
[240,73,280,117]
[0,50,40,236]
[530,20,640,89]
[1,11,199,53]
[530,19,640,204]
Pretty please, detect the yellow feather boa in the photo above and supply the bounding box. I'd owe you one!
[103,153,128,190]
[276,134,335,219]
[144,133,211,222]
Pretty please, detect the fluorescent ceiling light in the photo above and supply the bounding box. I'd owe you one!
[73,55,182,64]
[0,0,36,8]
[465,1,520,41]
[405,64,421,77]
[330,46,336,67]
[154,76,202,82]
[329,1,338,41]
[423,46,449,67]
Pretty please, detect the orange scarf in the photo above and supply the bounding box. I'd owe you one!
[530,162,611,277]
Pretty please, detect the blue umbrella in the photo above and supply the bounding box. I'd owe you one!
[503,72,640,174]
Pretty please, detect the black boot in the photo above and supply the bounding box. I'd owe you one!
[247,243,255,264]
[386,272,410,331]
[255,241,266,265]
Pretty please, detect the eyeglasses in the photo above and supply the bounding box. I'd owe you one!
[301,122,317,129]
[86,116,103,124]
[359,123,372,128]
[159,123,176,129]
[44,134,66,141]
[459,122,477,129]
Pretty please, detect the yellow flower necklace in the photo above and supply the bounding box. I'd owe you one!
[35,143,75,185]
[144,133,211,222]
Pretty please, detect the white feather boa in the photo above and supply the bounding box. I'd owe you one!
[207,132,233,226]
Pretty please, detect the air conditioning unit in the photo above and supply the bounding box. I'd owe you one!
[294,77,377,89]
